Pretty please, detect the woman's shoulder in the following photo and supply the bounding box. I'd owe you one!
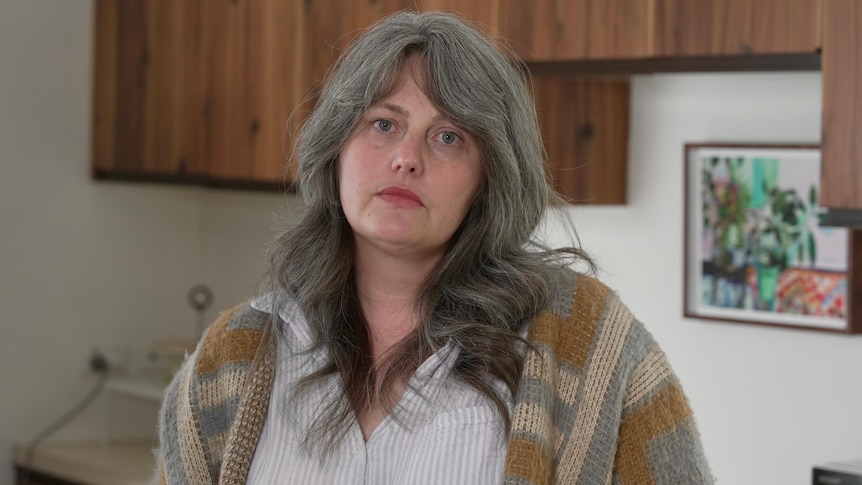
[543,266,620,320]
[194,300,271,374]
[159,301,275,483]
[533,267,652,355]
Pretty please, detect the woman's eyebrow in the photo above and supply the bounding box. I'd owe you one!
[376,102,407,117]
[375,102,446,124]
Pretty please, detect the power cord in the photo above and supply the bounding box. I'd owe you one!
[18,353,109,481]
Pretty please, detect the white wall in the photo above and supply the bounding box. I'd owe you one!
[0,0,285,448]
[541,72,862,485]
[2,2,861,485]
[199,189,302,315]
[0,0,197,444]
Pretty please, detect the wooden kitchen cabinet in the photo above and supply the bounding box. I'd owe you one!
[419,0,504,36]
[653,0,822,56]
[504,0,822,62]
[88,0,645,205]
[93,0,504,189]
[503,0,652,61]
[821,0,862,211]
[93,0,298,186]
[532,76,629,204]
[93,0,209,180]
[202,0,298,183]
[93,0,859,211]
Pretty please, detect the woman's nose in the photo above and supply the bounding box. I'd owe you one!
[391,135,424,174]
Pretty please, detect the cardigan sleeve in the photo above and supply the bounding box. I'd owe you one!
[156,341,215,484]
[611,326,714,484]
[155,302,267,484]
[504,273,713,484]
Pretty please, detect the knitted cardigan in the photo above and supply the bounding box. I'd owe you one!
[156,273,713,484]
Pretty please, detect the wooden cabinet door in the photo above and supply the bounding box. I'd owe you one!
[654,0,821,56]
[532,75,629,204]
[203,0,297,184]
[503,0,652,61]
[93,0,505,188]
[821,0,862,210]
[93,0,298,186]
[93,0,209,179]
[417,0,503,36]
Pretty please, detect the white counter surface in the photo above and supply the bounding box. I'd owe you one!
[13,441,155,485]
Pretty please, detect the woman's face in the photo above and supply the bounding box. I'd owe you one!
[338,58,484,264]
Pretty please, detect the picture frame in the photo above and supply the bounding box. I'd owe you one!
[683,143,862,333]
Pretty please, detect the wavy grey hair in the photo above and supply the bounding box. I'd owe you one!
[267,10,591,451]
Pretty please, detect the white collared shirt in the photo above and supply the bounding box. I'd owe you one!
[247,297,513,485]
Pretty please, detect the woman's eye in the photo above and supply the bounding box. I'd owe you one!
[439,131,459,145]
[374,119,394,132]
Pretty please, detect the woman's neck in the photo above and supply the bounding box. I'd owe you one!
[353,244,440,362]
[352,245,443,440]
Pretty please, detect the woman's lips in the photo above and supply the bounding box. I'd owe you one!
[377,187,423,208]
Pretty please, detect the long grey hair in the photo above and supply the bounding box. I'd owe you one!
[267,10,591,450]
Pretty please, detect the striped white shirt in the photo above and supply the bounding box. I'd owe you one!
[247,298,513,485]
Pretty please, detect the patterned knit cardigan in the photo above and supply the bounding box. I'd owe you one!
[156,273,713,484]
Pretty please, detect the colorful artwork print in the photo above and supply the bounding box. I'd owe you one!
[685,145,849,331]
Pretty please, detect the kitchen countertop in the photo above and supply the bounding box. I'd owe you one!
[13,441,155,485]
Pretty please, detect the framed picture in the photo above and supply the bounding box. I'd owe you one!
[683,143,861,333]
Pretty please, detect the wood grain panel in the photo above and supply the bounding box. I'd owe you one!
[93,0,208,177]
[740,0,821,53]
[112,0,147,172]
[586,0,654,59]
[174,0,208,177]
[654,0,716,56]
[502,0,562,59]
[419,0,502,36]
[92,0,119,175]
[294,0,354,111]
[253,0,297,183]
[205,0,296,183]
[821,0,862,209]
[504,0,652,61]
[532,75,629,204]
[242,0,271,181]
[143,0,206,176]
[655,0,821,56]
[203,0,243,179]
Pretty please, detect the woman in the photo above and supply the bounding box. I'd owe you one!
[157,11,712,485]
